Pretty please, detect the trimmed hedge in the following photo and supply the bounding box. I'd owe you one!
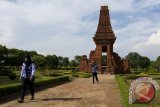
[0,69,12,76]
[79,74,91,78]
[148,73,160,75]
[125,73,148,80]
[0,76,69,97]
[78,72,91,78]
[71,73,79,77]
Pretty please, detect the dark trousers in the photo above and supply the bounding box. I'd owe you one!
[92,72,98,83]
[20,77,35,100]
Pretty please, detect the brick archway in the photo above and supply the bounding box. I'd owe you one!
[79,6,130,74]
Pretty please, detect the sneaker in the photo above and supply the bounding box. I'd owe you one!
[17,99,24,103]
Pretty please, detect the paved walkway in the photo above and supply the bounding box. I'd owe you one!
[1,74,122,107]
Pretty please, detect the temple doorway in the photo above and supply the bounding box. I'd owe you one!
[102,46,107,74]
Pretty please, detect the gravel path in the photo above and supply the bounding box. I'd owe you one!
[1,74,122,107]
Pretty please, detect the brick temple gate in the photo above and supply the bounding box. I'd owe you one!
[79,6,130,74]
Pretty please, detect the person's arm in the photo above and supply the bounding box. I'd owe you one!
[20,63,25,80]
[31,63,36,78]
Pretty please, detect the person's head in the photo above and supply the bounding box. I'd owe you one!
[25,54,31,62]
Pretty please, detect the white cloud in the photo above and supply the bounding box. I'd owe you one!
[107,0,134,12]
[133,30,160,60]
[0,0,160,60]
[134,0,160,9]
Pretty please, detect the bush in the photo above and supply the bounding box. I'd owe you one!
[125,75,139,80]
[0,83,21,97]
[79,74,91,78]
[8,73,17,80]
[132,71,142,74]
[125,73,148,80]
[63,71,72,74]
[139,73,148,77]
[71,68,79,72]
[148,73,160,75]
[49,73,63,77]
[0,76,69,98]
[56,67,78,70]
[71,73,79,77]
[0,69,12,76]
[77,72,91,78]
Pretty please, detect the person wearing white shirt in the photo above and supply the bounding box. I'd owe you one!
[18,55,36,103]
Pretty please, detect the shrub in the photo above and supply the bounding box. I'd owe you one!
[34,76,69,87]
[49,73,63,77]
[133,71,142,74]
[0,69,12,76]
[0,83,21,97]
[71,73,79,77]
[71,68,79,72]
[63,71,72,74]
[139,73,148,77]
[79,74,91,78]
[125,75,139,80]
[8,73,17,80]
[0,76,69,97]
[148,73,160,75]
[125,73,148,80]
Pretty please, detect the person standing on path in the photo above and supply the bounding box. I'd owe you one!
[90,60,99,84]
[18,55,36,103]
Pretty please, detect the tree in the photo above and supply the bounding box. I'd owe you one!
[69,60,78,67]
[155,56,160,72]
[74,55,82,65]
[139,56,150,70]
[57,56,63,68]
[0,45,8,62]
[126,52,141,71]
[32,55,46,68]
[45,55,58,69]
[102,55,107,66]
[52,55,58,68]
[0,45,8,55]
[62,57,69,68]
[156,56,160,61]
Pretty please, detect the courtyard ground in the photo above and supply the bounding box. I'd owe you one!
[1,74,122,107]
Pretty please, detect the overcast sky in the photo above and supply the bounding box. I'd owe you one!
[0,0,160,60]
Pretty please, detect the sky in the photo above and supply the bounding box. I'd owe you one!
[0,0,160,60]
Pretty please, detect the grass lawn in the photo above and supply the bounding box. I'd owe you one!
[0,69,91,87]
[0,70,54,87]
[0,69,91,98]
[116,74,160,107]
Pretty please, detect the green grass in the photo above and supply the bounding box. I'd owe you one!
[116,74,160,107]
[78,72,91,78]
[0,76,19,85]
[0,69,91,87]
[44,70,91,78]
[0,70,62,87]
[0,75,69,97]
